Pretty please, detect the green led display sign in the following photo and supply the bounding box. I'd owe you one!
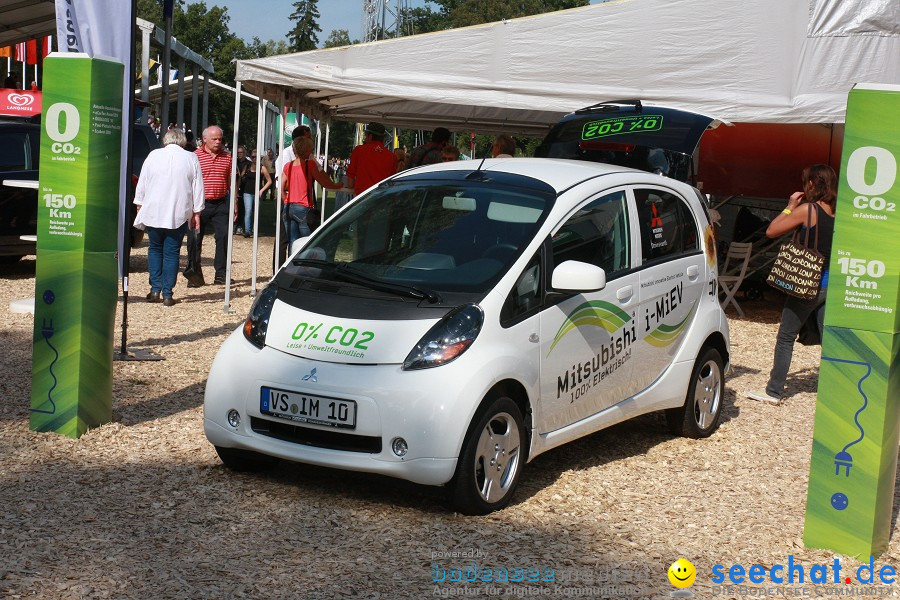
[581,115,664,141]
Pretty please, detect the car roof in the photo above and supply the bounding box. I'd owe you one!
[395,157,659,195]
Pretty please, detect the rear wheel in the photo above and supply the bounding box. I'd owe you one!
[215,446,280,472]
[666,347,724,438]
[449,396,526,515]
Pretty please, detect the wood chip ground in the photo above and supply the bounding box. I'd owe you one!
[1,237,898,599]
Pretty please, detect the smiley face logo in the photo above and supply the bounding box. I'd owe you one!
[668,559,697,588]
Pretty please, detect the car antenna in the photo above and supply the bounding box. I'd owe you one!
[466,157,488,180]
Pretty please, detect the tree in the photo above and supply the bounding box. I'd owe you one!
[288,0,322,53]
[249,37,291,57]
[416,0,589,30]
[323,29,353,49]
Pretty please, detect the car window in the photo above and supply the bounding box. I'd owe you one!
[635,188,698,264]
[501,251,542,325]
[550,190,630,278]
[0,132,30,171]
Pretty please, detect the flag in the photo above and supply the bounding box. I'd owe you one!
[136,58,160,81]
[25,40,38,65]
[0,46,11,58]
[14,42,25,62]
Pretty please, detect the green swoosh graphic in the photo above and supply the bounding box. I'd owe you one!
[645,303,697,348]
[548,301,632,355]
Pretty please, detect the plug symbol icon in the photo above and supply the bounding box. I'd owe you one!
[834,451,853,476]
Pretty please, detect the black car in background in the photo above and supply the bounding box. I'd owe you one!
[0,119,160,263]
[535,99,725,183]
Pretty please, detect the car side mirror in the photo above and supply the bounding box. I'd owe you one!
[551,260,606,293]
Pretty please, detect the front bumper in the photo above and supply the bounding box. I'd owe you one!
[203,330,493,486]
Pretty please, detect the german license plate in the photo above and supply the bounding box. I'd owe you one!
[260,386,357,429]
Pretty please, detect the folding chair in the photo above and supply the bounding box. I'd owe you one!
[718,241,753,317]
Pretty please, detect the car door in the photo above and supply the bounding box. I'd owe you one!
[631,185,706,393]
[536,189,641,434]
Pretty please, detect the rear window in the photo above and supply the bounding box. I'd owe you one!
[635,188,699,264]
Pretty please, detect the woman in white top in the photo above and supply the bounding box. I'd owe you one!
[133,128,205,306]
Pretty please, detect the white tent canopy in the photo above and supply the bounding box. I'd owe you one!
[235,0,900,134]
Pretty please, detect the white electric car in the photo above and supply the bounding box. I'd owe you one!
[205,104,730,515]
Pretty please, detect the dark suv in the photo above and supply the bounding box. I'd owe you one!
[0,120,160,262]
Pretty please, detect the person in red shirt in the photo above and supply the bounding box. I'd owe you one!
[346,122,398,196]
[194,125,233,285]
[282,136,342,249]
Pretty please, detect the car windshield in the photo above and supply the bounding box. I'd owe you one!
[281,177,553,295]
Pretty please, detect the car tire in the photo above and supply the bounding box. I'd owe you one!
[449,396,526,515]
[215,445,280,472]
[666,347,724,439]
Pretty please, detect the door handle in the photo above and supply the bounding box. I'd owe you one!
[687,265,700,279]
[616,285,633,301]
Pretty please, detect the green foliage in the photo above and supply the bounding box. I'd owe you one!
[400,6,447,35]
[323,29,353,49]
[288,0,322,52]
[414,0,589,31]
[248,38,292,58]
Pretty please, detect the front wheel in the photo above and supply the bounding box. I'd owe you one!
[666,347,724,438]
[449,396,526,515]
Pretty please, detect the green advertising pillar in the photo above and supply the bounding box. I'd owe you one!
[30,54,124,438]
[804,83,900,559]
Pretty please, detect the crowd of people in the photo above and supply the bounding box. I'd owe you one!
[131,119,523,306]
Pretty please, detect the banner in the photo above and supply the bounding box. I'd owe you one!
[804,83,900,559]
[55,0,134,276]
[30,55,123,438]
[0,89,41,118]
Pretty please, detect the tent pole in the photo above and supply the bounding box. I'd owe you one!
[322,121,330,222]
[190,63,199,136]
[274,91,285,273]
[223,81,241,313]
[251,97,264,297]
[159,8,172,137]
[176,56,185,128]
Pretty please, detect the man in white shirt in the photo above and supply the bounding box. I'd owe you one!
[134,128,205,306]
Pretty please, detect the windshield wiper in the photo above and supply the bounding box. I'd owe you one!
[335,263,441,304]
[292,258,335,268]
[291,258,441,303]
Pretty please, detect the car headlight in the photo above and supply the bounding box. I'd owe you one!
[242,283,278,349]
[403,304,483,370]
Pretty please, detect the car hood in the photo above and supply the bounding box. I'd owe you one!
[264,300,438,364]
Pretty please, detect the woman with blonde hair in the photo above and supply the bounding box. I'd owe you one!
[748,164,837,404]
[282,136,342,248]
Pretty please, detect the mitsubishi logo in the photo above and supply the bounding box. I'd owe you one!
[302,368,318,382]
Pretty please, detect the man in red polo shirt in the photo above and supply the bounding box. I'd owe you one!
[346,122,397,196]
[194,125,232,285]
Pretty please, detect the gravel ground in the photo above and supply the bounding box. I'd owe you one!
[1,236,898,599]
